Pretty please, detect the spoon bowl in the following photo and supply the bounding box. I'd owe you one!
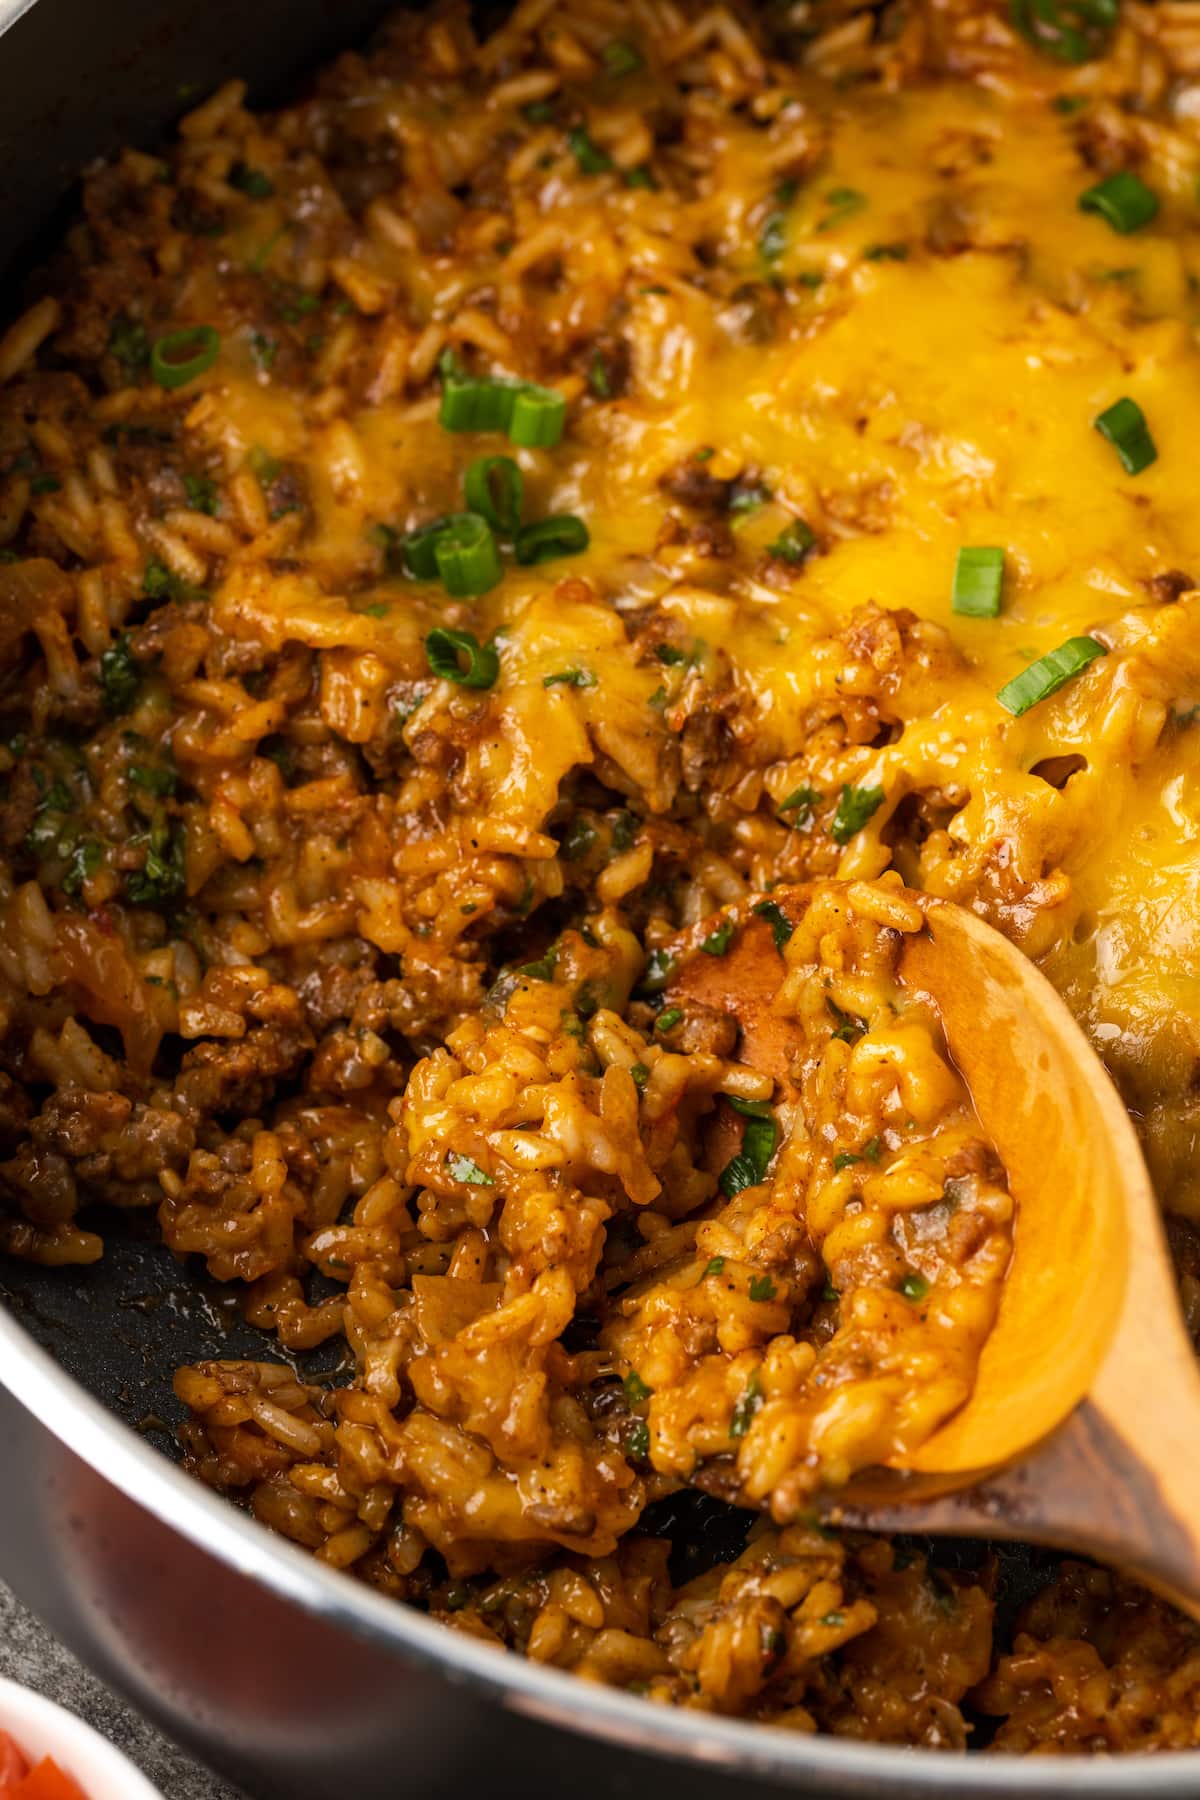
[671,883,1200,1616]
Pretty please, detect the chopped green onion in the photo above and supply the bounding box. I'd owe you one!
[623,1370,652,1405]
[729,1371,762,1438]
[514,514,589,565]
[727,1097,773,1119]
[831,783,885,845]
[656,1006,684,1034]
[748,1274,777,1302]
[229,163,275,199]
[1094,396,1157,475]
[996,635,1107,716]
[1010,0,1118,63]
[543,667,597,688]
[447,1152,494,1185]
[149,327,222,390]
[424,626,501,689]
[150,325,221,390]
[768,519,816,563]
[833,1151,863,1171]
[863,1135,882,1162]
[952,546,1005,618]
[753,899,793,950]
[624,166,657,191]
[464,455,523,536]
[509,384,567,449]
[434,515,503,598]
[820,1611,846,1628]
[567,128,613,175]
[602,40,642,75]
[900,1271,929,1302]
[706,1257,726,1276]
[701,917,735,957]
[1078,170,1158,234]
[523,100,555,125]
[439,374,517,434]
[630,1063,649,1090]
[400,515,453,580]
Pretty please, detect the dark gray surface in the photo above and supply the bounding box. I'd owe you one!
[0,1583,245,1799]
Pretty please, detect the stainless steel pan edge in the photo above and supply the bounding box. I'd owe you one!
[2,0,1199,1793]
[2,1308,1198,1800]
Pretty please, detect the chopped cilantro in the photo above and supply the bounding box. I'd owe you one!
[753,899,793,950]
[729,1371,762,1438]
[719,1113,777,1197]
[779,783,819,825]
[700,917,735,956]
[830,782,885,844]
[183,472,220,514]
[560,816,598,862]
[602,40,642,76]
[99,637,141,716]
[125,822,185,906]
[128,763,177,796]
[62,838,102,895]
[447,1152,494,1186]
[827,999,864,1043]
[229,163,275,199]
[108,317,150,381]
[639,947,676,992]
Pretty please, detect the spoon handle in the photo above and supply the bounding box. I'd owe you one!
[835,1357,1200,1621]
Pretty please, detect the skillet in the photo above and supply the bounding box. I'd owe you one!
[1,2,1199,1795]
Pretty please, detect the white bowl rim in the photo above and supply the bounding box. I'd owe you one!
[0,1673,164,1799]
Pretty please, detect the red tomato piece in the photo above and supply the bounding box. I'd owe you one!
[11,1757,89,1800]
[0,1729,30,1784]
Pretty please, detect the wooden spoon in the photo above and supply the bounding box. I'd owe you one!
[670,883,1200,1619]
